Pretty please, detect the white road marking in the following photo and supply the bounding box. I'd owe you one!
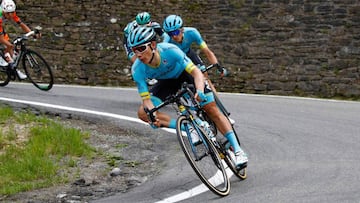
[155,166,234,203]
[0,97,146,124]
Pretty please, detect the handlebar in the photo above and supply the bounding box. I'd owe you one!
[202,63,228,77]
[13,29,40,45]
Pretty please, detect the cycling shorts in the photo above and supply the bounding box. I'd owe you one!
[150,70,214,106]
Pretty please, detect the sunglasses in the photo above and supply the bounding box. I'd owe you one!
[168,29,181,37]
[132,42,151,54]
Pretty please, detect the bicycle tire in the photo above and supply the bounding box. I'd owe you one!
[176,115,230,196]
[22,49,53,91]
[0,66,10,86]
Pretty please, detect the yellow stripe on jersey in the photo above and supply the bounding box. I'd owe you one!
[199,41,208,49]
[185,62,197,74]
[140,92,151,100]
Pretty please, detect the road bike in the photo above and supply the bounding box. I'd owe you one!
[145,80,247,196]
[0,30,54,91]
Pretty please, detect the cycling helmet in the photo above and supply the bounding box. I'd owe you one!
[1,0,16,13]
[163,15,183,32]
[127,26,156,48]
[136,12,151,25]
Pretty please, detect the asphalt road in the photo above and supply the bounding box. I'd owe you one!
[1,83,360,203]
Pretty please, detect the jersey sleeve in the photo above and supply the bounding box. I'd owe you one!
[191,28,207,49]
[13,12,21,24]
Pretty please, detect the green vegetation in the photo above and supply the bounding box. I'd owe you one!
[0,105,95,196]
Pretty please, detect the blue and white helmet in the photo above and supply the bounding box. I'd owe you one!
[163,15,183,32]
[127,26,156,48]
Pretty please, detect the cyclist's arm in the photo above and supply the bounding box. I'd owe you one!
[0,20,13,50]
[184,60,205,94]
[0,34,12,48]
[190,27,218,65]
[19,22,31,33]
[189,63,205,93]
[12,13,31,33]
[0,31,14,53]
[200,43,218,64]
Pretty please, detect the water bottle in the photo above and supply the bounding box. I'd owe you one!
[196,118,215,140]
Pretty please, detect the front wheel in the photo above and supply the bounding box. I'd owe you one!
[0,66,10,86]
[22,49,53,91]
[176,115,230,196]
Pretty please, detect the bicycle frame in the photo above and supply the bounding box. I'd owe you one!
[0,31,33,78]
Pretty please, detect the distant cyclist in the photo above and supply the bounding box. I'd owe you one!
[163,14,234,122]
[163,14,227,79]
[0,0,40,79]
[128,26,248,168]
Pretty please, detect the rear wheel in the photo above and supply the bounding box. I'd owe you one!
[22,50,53,91]
[176,115,230,196]
[0,66,10,86]
[212,94,247,180]
[223,146,247,180]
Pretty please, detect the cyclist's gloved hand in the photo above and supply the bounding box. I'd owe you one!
[144,107,158,129]
[214,63,229,77]
[199,65,206,72]
[196,89,207,103]
[33,30,42,39]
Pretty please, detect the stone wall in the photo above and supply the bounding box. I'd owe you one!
[9,0,360,98]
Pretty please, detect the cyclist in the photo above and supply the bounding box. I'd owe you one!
[128,26,248,167]
[0,0,40,79]
[163,14,234,122]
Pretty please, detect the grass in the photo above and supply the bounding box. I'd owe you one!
[0,105,95,196]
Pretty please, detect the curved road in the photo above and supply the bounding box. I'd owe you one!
[1,83,360,203]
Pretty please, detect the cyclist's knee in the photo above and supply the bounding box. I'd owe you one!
[203,102,220,117]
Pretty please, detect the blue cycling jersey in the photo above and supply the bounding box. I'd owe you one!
[131,42,195,100]
[164,27,207,53]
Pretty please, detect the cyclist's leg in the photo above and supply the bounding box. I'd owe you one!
[2,34,14,62]
[200,85,243,153]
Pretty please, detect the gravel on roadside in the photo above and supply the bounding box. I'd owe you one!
[1,106,171,203]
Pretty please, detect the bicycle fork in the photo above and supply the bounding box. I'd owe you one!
[178,104,212,161]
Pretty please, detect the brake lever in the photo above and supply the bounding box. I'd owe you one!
[144,107,156,123]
